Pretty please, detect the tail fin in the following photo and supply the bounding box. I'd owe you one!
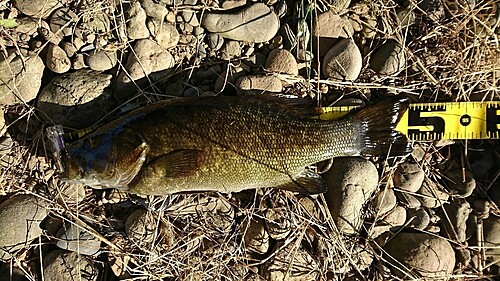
[354,98,412,157]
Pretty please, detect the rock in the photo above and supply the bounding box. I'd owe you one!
[244,219,270,254]
[236,75,282,93]
[369,40,406,76]
[72,53,87,69]
[43,250,99,281]
[181,11,200,27]
[417,178,449,208]
[86,50,118,71]
[207,33,224,51]
[394,162,425,192]
[147,20,180,49]
[406,208,430,230]
[441,199,470,243]
[313,12,353,39]
[397,7,416,27]
[115,39,174,99]
[381,205,406,227]
[322,39,362,81]
[262,242,319,280]
[47,178,86,204]
[37,70,115,129]
[215,65,246,92]
[126,1,149,40]
[264,208,291,240]
[125,209,157,248]
[324,158,379,234]
[372,187,397,216]
[0,110,6,137]
[220,40,241,60]
[56,223,101,255]
[330,0,351,13]
[46,43,71,73]
[202,3,279,43]
[13,0,60,18]
[221,0,246,9]
[418,0,445,21]
[444,169,476,198]
[384,232,455,278]
[141,0,169,20]
[49,8,77,37]
[265,49,298,75]
[0,52,44,105]
[15,17,41,36]
[60,41,78,58]
[482,215,500,266]
[397,191,422,209]
[0,195,48,261]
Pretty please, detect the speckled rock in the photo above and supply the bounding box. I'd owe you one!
[417,178,449,208]
[0,195,48,261]
[126,1,149,40]
[406,208,430,230]
[115,39,174,99]
[46,43,71,73]
[372,187,397,216]
[147,20,179,49]
[262,241,319,280]
[313,12,353,39]
[442,199,470,243]
[37,70,115,129]
[202,3,279,43]
[236,75,282,93]
[56,223,101,255]
[0,51,44,105]
[43,250,99,281]
[324,158,379,234]
[244,219,270,254]
[86,50,118,71]
[330,0,351,13]
[322,39,362,81]
[395,162,425,192]
[445,169,476,198]
[49,8,77,37]
[220,40,241,60]
[207,33,224,50]
[47,178,86,204]
[384,232,455,278]
[141,0,169,20]
[265,49,298,75]
[125,209,157,248]
[13,0,60,18]
[482,215,500,266]
[369,40,406,76]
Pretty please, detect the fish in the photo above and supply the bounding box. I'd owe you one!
[56,95,411,195]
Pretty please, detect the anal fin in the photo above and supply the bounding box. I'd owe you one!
[275,170,327,194]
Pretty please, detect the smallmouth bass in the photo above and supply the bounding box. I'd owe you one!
[51,95,411,195]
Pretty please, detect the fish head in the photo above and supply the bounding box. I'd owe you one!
[63,129,148,189]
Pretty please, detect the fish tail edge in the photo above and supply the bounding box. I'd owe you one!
[355,98,412,157]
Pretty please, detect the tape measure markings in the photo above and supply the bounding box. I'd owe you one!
[319,101,500,141]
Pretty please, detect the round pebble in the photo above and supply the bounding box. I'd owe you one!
[324,157,379,234]
[43,250,99,281]
[126,1,149,40]
[236,75,283,93]
[46,43,71,73]
[372,187,397,216]
[86,50,118,71]
[322,39,362,81]
[394,162,425,192]
[265,49,299,75]
[202,3,279,43]
[0,51,44,105]
[147,20,179,49]
[442,199,470,243]
[417,178,449,208]
[384,232,455,278]
[369,40,406,76]
[13,0,60,18]
[56,223,101,255]
[406,208,430,230]
[49,8,77,37]
[0,195,48,261]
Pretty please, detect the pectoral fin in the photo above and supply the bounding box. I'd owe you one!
[147,149,205,178]
[275,170,327,194]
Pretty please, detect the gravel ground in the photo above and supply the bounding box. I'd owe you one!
[0,0,499,280]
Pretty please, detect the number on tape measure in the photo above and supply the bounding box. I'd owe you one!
[319,101,500,141]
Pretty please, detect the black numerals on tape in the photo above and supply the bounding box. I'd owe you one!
[487,104,500,138]
[407,105,446,140]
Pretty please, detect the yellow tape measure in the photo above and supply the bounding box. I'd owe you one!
[320,102,500,141]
